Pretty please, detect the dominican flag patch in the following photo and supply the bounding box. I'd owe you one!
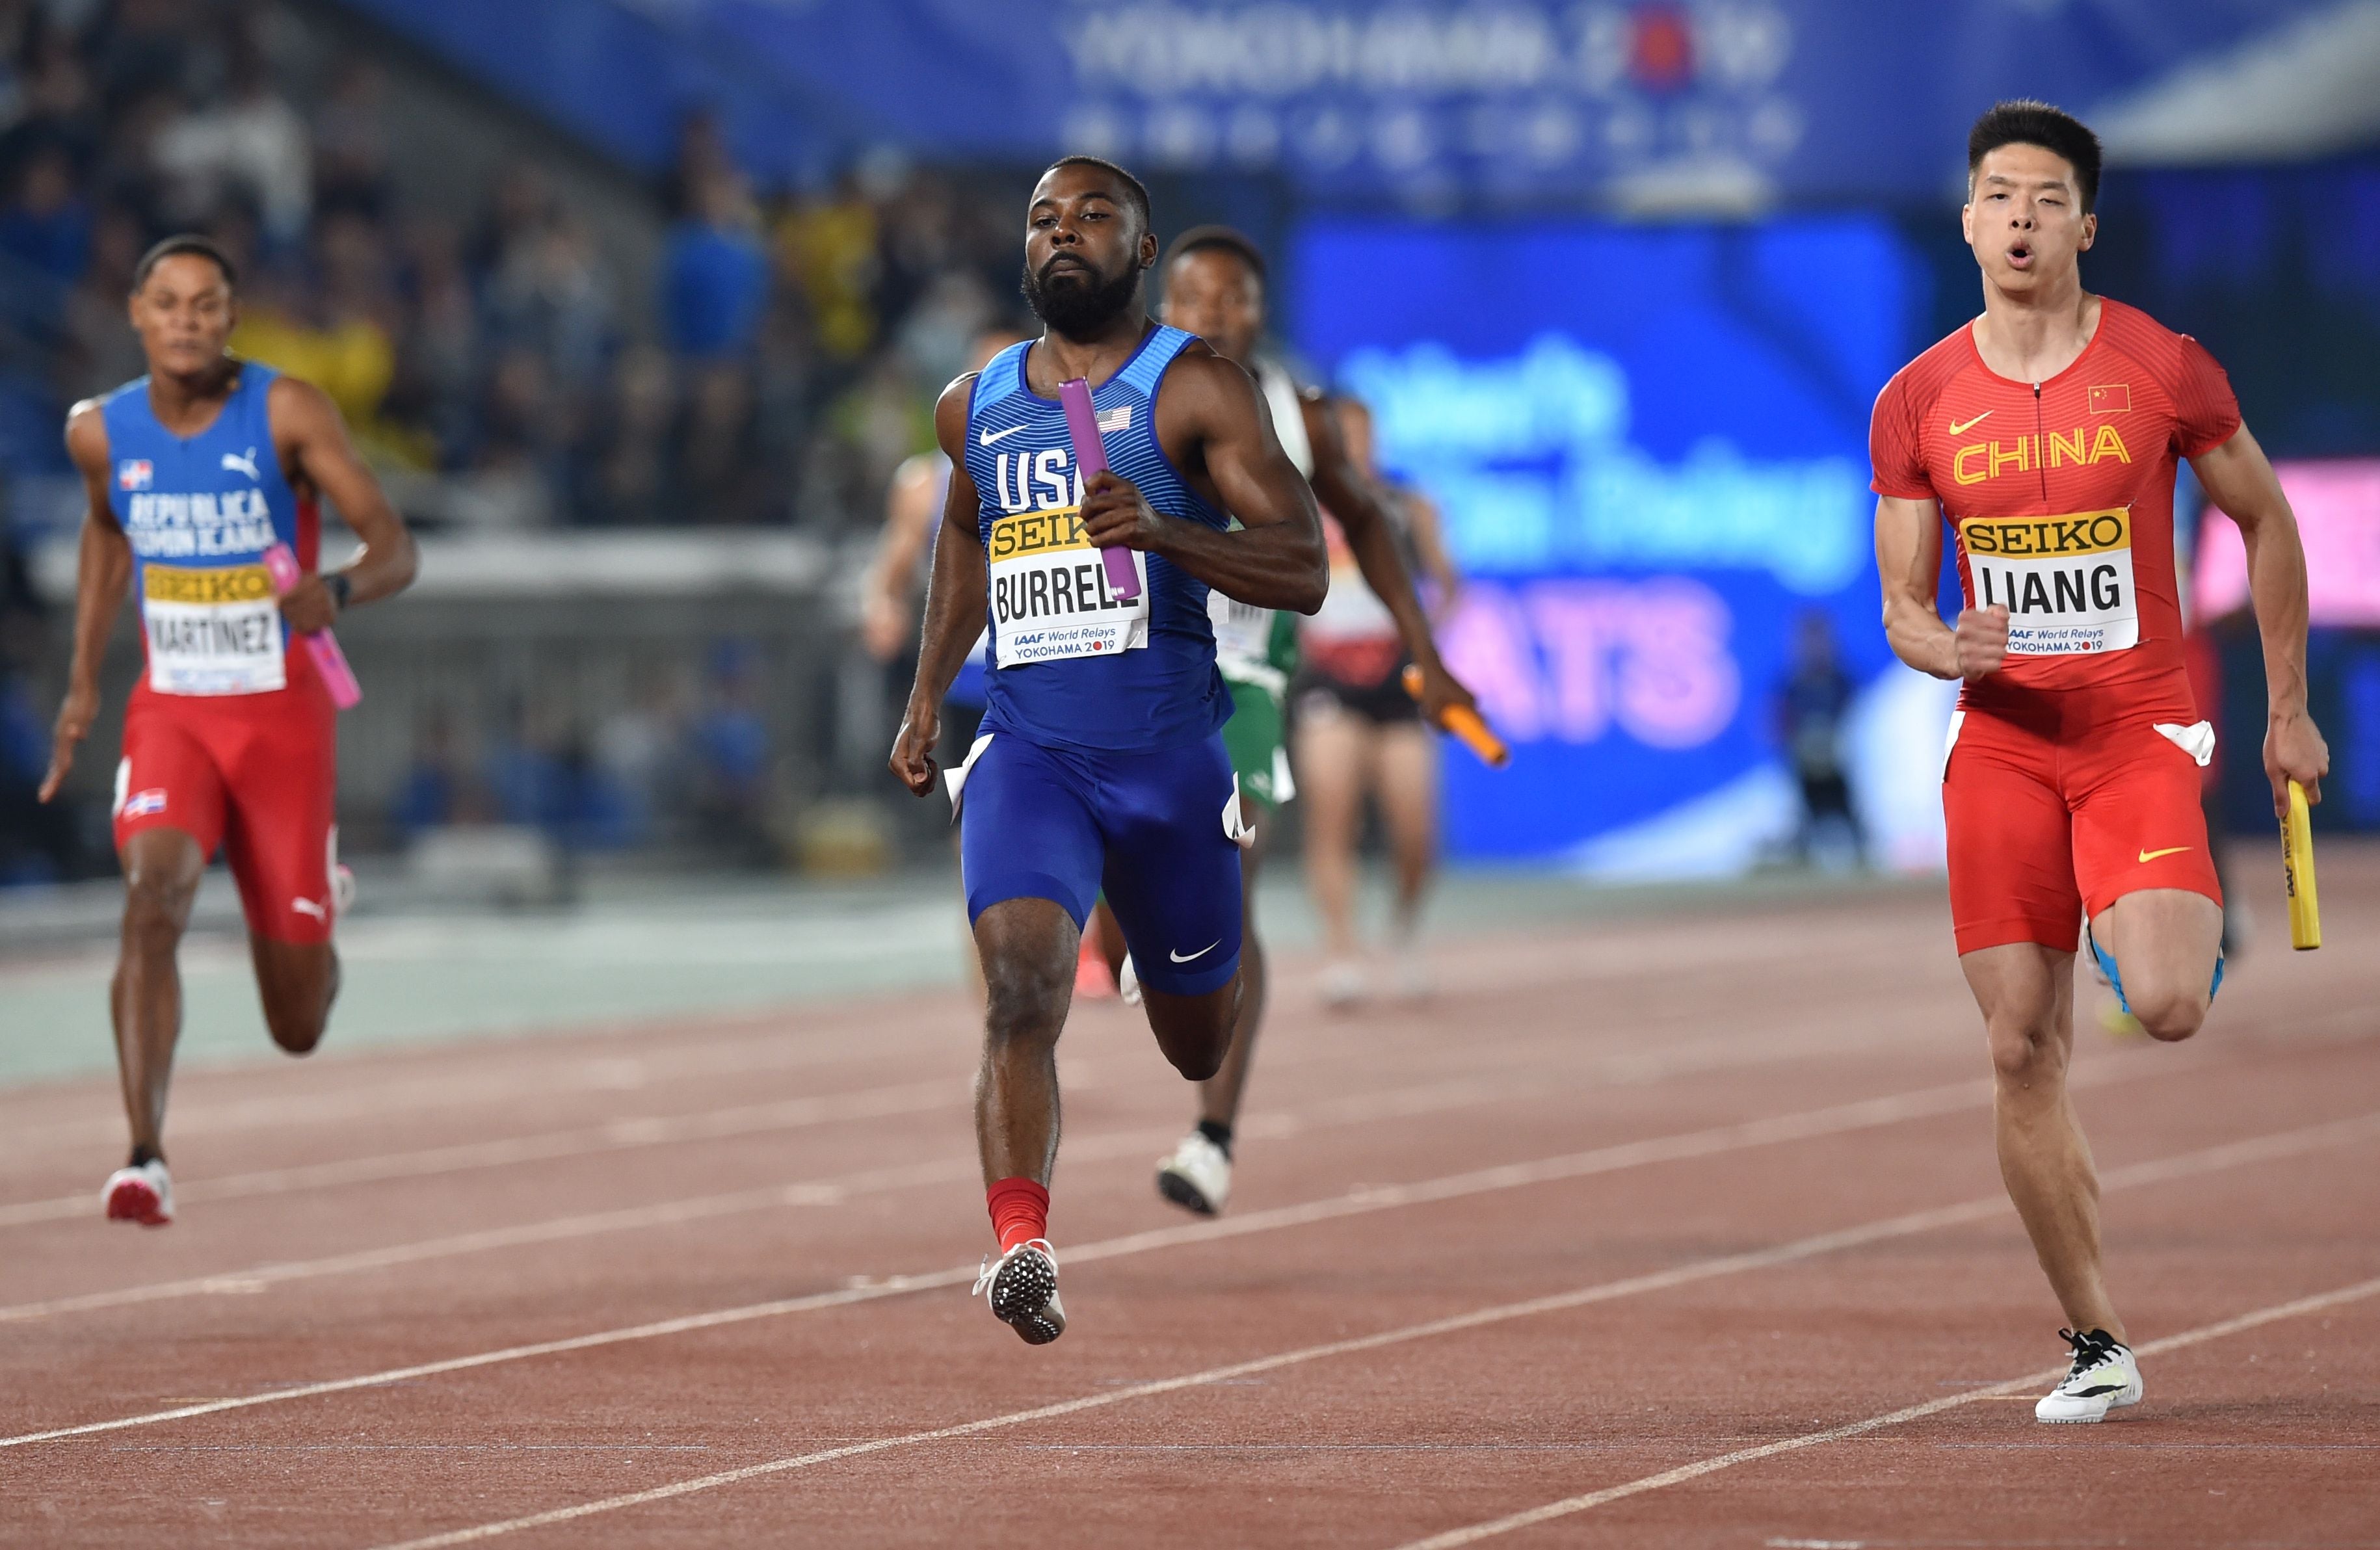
[121,788,168,818]
[118,460,153,491]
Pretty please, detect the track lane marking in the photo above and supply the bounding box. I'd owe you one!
[0,1064,1960,1324]
[1392,1272,2380,1548]
[8,1085,2375,1457]
[0,913,1909,1151]
[353,1112,2380,1549]
[0,1005,1944,1231]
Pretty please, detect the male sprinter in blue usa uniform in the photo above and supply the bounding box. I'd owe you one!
[890,157,1327,1344]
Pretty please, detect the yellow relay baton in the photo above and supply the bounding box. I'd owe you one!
[2281,778,2321,951]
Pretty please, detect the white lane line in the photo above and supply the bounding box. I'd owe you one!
[0,911,1876,1150]
[10,1081,2375,1461]
[356,1113,2380,1549]
[0,1075,1996,1429]
[1392,1272,2380,1549]
[0,1064,1953,1324]
[0,1079,969,1229]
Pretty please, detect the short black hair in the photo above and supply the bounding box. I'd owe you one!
[1038,155,1152,236]
[1162,225,1266,284]
[1967,100,2102,213]
[132,234,238,294]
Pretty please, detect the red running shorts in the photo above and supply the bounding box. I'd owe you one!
[1942,686,2223,957]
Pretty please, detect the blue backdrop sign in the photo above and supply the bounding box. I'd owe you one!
[348,1,2343,202]
[1291,216,1925,865]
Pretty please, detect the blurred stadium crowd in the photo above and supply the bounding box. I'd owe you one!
[0,0,1028,534]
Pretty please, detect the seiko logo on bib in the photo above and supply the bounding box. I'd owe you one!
[1959,508,2138,656]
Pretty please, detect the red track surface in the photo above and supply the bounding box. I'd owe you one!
[4,858,2377,1547]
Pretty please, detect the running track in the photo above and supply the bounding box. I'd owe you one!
[3,857,2376,1547]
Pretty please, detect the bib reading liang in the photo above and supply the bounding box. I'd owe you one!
[986,505,1150,666]
[1961,508,2138,655]
[141,562,285,694]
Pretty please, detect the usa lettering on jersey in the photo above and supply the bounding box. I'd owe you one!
[983,445,1150,666]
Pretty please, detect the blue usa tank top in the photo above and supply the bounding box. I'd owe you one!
[963,324,1228,752]
[101,362,314,697]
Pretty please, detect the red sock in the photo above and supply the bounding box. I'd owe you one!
[986,1177,1050,1253]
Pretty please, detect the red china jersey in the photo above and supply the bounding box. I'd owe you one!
[1870,298,2240,709]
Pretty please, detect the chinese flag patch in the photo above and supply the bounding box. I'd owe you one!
[2087,383,2131,415]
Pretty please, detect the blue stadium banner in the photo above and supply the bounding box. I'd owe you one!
[1291,215,1958,872]
[347,1,2342,200]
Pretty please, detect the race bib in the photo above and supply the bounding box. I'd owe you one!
[1961,508,2138,656]
[1207,590,1275,672]
[987,505,1148,666]
[141,562,285,695]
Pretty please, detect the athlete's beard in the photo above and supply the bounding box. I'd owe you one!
[1021,256,1143,339]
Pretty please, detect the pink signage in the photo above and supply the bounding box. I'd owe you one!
[2194,460,2380,627]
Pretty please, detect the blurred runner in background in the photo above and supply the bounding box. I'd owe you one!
[1293,395,1462,1007]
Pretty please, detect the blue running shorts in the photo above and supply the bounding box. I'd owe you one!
[957,730,1243,997]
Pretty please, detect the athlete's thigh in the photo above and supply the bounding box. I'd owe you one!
[1943,709,2081,955]
[1291,693,1368,834]
[1098,733,1243,998]
[958,733,1105,927]
[2070,720,2223,924]
[220,694,338,945]
[1372,722,1438,854]
[114,700,229,863]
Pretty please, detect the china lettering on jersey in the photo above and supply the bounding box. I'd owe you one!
[1959,508,2137,655]
[102,364,310,697]
[983,449,1150,665]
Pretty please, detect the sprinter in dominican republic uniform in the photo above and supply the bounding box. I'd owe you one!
[40,235,417,1229]
[889,157,1327,1347]
[1871,103,2327,1427]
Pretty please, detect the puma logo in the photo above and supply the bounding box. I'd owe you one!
[291,897,329,920]
[221,447,261,480]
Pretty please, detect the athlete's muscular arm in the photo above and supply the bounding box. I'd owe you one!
[1083,351,1327,614]
[862,454,940,662]
[1299,392,1477,722]
[890,378,992,798]
[39,404,132,802]
[1875,493,2007,681]
[268,376,417,632]
[2191,424,2331,812]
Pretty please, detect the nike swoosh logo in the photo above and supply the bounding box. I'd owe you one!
[2139,846,2193,863]
[978,425,1027,446]
[1169,941,1221,964]
[1948,412,1992,436]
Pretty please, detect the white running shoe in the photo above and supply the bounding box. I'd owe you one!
[1156,1130,1232,1216]
[2035,1328,2143,1423]
[102,1160,174,1228]
[973,1239,1065,1345]
[1118,954,1143,1008]
[1318,959,1366,1008]
[332,862,357,921]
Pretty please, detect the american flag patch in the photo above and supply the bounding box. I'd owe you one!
[2087,384,2131,415]
[1096,406,1132,433]
[118,460,153,491]
[121,788,168,818]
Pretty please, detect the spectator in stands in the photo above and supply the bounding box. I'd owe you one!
[153,35,309,243]
[0,139,88,283]
[662,167,766,360]
[691,640,773,860]
[391,707,485,839]
[0,527,82,883]
[310,57,391,222]
[580,342,677,527]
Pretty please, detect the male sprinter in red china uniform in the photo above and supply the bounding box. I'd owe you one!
[1871,103,2327,1421]
[41,235,418,1227]
[890,158,1325,1344]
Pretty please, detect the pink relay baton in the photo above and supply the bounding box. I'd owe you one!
[1057,376,1140,603]
[262,543,362,709]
